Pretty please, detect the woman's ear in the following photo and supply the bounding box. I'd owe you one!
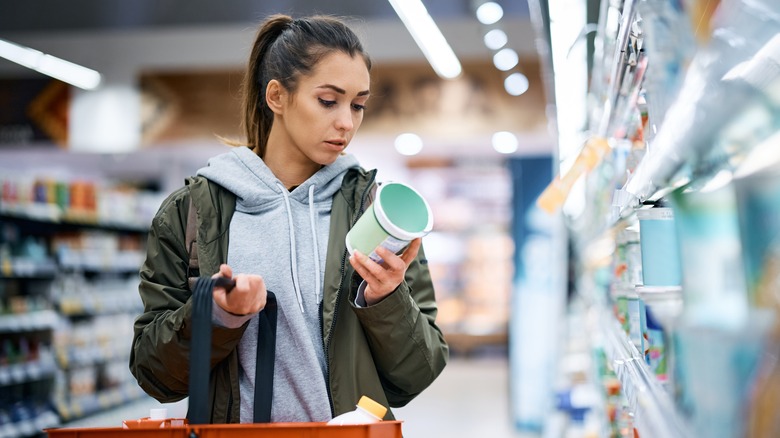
[266,79,285,115]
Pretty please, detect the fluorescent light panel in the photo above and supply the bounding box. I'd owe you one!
[387,0,462,79]
[0,38,102,90]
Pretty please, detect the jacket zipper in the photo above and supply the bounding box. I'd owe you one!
[322,170,376,416]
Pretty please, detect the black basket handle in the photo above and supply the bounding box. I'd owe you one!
[188,277,276,424]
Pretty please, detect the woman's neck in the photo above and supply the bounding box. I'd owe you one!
[262,149,322,190]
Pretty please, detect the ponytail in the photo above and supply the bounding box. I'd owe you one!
[242,14,293,156]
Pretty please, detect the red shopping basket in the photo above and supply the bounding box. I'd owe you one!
[45,421,403,438]
[47,278,405,438]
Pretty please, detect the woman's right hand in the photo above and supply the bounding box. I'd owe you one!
[212,264,267,316]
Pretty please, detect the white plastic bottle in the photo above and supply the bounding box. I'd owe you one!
[326,395,387,425]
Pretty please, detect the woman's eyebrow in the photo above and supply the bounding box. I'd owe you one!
[317,84,370,96]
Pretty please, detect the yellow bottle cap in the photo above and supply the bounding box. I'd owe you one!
[357,395,387,420]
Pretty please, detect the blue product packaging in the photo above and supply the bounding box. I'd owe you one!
[637,207,682,286]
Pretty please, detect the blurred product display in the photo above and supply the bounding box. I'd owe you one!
[0,176,160,436]
[544,0,780,436]
[407,160,514,354]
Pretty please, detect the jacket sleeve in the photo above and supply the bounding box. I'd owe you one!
[349,244,449,407]
[129,190,248,402]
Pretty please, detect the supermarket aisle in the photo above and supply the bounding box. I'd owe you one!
[395,355,539,438]
[60,356,539,438]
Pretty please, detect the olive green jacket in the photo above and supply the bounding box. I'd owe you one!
[129,166,449,423]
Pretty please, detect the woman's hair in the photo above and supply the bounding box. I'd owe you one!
[240,14,372,156]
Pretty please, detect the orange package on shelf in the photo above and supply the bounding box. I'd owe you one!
[45,421,403,438]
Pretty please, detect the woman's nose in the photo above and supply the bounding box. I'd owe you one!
[334,108,354,131]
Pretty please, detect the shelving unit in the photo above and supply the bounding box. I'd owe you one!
[598,310,688,438]
[0,286,60,437]
[542,0,780,436]
[0,174,162,435]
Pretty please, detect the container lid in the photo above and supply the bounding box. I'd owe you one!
[357,395,387,420]
[374,182,433,239]
[636,207,674,220]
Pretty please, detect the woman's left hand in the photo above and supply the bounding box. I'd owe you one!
[349,238,422,306]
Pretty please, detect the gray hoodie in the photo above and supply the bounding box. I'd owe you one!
[197,146,360,423]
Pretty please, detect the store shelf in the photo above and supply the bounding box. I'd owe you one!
[56,300,142,318]
[57,250,145,275]
[0,209,148,234]
[1,259,58,279]
[444,332,508,356]
[55,383,147,423]
[0,310,58,333]
[600,308,691,438]
[0,355,58,387]
[1,405,60,438]
[55,345,130,370]
[1,184,154,429]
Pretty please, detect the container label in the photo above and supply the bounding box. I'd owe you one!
[368,236,410,263]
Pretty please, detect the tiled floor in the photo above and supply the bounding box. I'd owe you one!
[61,356,544,438]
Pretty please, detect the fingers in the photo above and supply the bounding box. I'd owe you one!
[212,272,266,316]
[349,241,421,304]
[350,239,422,278]
[349,251,376,282]
[211,264,233,280]
[219,264,233,278]
[399,238,422,267]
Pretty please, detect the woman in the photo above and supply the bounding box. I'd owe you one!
[129,14,449,424]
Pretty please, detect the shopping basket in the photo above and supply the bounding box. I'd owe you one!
[46,421,404,438]
[46,277,403,437]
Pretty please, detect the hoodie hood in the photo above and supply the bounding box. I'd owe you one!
[197,146,360,213]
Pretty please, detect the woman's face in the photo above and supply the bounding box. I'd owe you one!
[275,51,370,167]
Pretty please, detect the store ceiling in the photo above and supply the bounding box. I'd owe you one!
[0,0,529,33]
[0,0,552,158]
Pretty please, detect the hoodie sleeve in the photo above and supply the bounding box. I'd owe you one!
[348,244,449,407]
[129,188,249,402]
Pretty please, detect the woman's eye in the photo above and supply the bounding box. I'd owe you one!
[318,98,336,108]
[352,103,366,111]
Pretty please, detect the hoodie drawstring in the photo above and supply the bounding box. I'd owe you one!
[308,185,322,304]
[276,183,322,314]
[278,183,306,314]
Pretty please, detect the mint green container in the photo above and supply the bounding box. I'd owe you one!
[345,182,433,263]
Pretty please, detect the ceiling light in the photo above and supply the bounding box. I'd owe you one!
[388,0,462,79]
[493,48,519,71]
[476,2,504,25]
[483,29,508,50]
[395,133,424,156]
[0,38,102,90]
[492,131,518,154]
[505,72,529,96]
